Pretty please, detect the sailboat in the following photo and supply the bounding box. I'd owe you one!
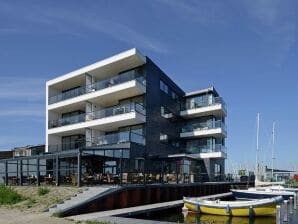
[232,114,296,200]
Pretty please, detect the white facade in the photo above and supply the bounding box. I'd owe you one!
[46,48,147,152]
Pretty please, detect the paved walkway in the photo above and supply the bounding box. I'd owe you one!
[68,192,232,221]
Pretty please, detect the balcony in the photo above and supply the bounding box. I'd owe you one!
[180,121,227,138]
[48,131,145,155]
[186,144,227,159]
[48,71,146,110]
[180,97,227,118]
[92,131,145,147]
[48,103,146,135]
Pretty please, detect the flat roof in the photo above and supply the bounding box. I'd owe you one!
[47,48,146,86]
[185,86,219,97]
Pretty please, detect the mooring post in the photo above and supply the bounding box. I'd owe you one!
[289,197,293,214]
[283,200,288,222]
[276,205,281,224]
[249,205,253,219]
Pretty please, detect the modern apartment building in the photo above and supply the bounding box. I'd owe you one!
[46,48,227,182]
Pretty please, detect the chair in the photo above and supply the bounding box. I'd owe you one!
[122,173,128,184]
[71,175,77,186]
[155,174,160,183]
[107,174,114,184]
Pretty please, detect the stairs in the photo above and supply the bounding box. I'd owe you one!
[48,186,118,215]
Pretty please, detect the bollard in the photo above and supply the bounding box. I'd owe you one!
[294,193,297,210]
[276,205,281,224]
[289,197,293,214]
[249,205,253,219]
[283,200,288,222]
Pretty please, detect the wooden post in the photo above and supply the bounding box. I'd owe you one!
[276,205,281,224]
[249,205,253,219]
[283,200,288,222]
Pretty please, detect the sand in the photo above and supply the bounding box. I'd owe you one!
[0,208,76,224]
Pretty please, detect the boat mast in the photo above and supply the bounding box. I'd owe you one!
[271,122,275,181]
[256,113,260,180]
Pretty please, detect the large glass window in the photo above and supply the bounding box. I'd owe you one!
[186,94,214,109]
[62,135,85,151]
[160,80,168,94]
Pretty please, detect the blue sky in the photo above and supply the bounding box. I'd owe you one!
[0,0,297,172]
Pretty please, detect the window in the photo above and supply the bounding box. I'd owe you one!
[171,91,178,100]
[161,106,173,118]
[160,80,168,94]
[215,163,221,177]
[160,133,168,141]
[186,94,214,109]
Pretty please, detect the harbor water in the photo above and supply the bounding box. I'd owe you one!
[128,202,298,224]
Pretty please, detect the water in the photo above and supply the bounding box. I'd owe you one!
[128,204,298,224]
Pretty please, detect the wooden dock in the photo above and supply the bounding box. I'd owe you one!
[68,192,232,222]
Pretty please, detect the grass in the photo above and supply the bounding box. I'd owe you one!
[0,185,24,205]
[37,187,50,196]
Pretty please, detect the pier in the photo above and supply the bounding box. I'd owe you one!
[68,192,232,222]
[49,182,250,217]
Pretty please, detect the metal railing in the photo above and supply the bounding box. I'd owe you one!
[48,140,86,152]
[47,132,145,152]
[48,102,145,129]
[48,71,145,104]
[184,96,227,112]
[186,144,227,154]
[92,131,145,146]
[181,120,226,133]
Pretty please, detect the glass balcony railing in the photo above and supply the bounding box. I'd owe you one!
[48,71,145,105]
[93,131,145,146]
[186,144,226,154]
[48,102,145,129]
[48,140,86,152]
[181,120,226,133]
[184,97,227,112]
[47,132,145,152]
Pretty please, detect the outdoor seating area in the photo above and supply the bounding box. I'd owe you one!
[0,147,224,187]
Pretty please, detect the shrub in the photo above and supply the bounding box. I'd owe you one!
[37,187,50,196]
[0,185,24,205]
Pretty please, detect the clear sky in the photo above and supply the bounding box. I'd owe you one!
[0,0,297,172]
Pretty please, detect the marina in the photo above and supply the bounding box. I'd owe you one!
[1,6,298,223]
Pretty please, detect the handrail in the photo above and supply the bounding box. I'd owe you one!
[47,131,145,152]
[181,120,226,133]
[184,96,227,112]
[186,144,226,154]
[48,71,145,104]
[48,102,145,129]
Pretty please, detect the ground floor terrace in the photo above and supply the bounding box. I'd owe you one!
[0,147,225,187]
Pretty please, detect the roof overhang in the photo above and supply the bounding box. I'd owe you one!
[47,48,146,89]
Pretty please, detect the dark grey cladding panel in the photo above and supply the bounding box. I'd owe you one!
[144,58,184,157]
